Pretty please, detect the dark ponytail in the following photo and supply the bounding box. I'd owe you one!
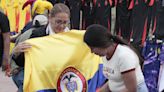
[111,35,128,45]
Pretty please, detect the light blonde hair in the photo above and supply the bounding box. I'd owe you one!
[50,3,70,17]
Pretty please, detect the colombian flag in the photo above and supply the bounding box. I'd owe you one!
[24,30,106,92]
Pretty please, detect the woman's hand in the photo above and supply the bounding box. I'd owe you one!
[13,42,32,54]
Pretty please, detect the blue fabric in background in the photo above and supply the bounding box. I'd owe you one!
[142,40,163,92]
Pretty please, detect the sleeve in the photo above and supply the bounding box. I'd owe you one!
[118,53,138,73]
[0,13,10,33]
[21,21,33,34]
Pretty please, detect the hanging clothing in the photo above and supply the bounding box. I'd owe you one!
[146,0,157,37]
[158,43,164,92]
[154,0,164,40]
[130,0,149,46]
[81,0,94,29]
[142,39,163,92]
[94,0,112,31]
[115,0,133,41]
[67,0,81,29]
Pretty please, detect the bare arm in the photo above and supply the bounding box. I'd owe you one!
[121,69,137,92]
[2,32,10,70]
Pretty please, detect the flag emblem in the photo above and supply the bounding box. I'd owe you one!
[57,67,87,92]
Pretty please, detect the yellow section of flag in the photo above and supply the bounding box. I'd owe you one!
[24,30,103,92]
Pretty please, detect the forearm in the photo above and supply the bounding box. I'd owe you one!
[3,33,10,62]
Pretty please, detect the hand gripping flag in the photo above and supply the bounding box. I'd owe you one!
[24,30,106,92]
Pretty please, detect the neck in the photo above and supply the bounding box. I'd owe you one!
[106,43,118,60]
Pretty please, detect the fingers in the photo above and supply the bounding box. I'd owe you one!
[13,42,32,53]
[1,63,11,77]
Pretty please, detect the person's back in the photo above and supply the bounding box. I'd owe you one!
[10,15,48,92]
[16,15,48,44]
[11,4,70,91]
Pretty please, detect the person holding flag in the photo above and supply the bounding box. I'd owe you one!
[11,3,70,92]
[11,3,106,92]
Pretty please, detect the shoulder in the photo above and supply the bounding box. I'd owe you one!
[116,45,139,65]
[116,45,139,72]
[116,45,137,59]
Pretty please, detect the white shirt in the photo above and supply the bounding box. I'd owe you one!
[46,23,70,35]
[102,44,144,92]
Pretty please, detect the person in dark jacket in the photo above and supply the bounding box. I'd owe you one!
[11,3,70,92]
[0,11,10,72]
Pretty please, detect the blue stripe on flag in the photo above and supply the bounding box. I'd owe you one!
[88,64,107,92]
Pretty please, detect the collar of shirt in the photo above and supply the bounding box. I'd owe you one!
[46,23,55,35]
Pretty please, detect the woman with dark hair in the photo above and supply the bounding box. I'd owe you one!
[84,24,148,92]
